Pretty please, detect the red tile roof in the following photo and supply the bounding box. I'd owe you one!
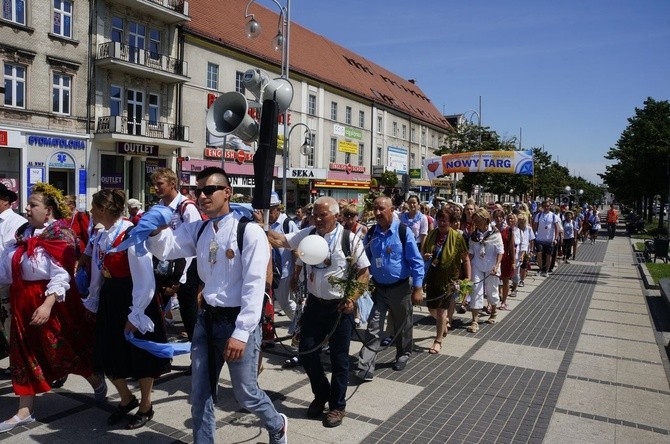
[185,0,451,130]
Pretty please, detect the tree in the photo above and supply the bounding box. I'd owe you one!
[601,97,670,230]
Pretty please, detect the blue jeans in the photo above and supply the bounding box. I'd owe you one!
[191,313,283,443]
[298,296,353,411]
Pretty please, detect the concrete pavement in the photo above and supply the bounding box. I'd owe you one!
[1,225,669,443]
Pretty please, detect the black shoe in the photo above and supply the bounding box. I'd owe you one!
[50,375,68,389]
[307,398,328,419]
[107,396,139,425]
[393,357,408,371]
[126,406,154,430]
[282,356,300,368]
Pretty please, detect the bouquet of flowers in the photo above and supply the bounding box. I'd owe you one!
[452,279,473,304]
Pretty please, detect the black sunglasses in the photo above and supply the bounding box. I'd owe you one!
[194,185,227,198]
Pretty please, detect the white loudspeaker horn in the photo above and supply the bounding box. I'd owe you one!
[263,77,294,113]
[206,92,259,141]
[242,68,269,100]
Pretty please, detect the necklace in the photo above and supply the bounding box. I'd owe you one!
[96,221,123,278]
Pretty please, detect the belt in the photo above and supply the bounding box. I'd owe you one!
[373,277,409,289]
[308,294,341,305]
[202,302,241,324]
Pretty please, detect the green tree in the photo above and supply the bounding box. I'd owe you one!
[601,97,670,229]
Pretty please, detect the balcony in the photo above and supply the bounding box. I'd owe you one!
[95,116,191,149]
[96,42,189,83]
[112,0,190,24]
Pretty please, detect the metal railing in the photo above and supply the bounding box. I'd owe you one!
[96,116,189,141]
[147,0,188,14]
[96,42,188,77]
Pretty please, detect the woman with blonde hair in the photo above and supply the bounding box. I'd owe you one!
[0,183,104,432]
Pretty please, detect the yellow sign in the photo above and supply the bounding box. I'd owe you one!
[338,140,358,154]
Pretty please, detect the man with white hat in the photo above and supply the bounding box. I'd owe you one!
[127,198,144,226]
[268,192,299,319]
[0,183,27,367]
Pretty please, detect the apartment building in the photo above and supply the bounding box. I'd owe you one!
[0,0,91,210]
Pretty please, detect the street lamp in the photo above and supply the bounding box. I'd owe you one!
[244,0,292,206]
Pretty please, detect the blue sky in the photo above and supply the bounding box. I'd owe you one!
[290,0,670,184]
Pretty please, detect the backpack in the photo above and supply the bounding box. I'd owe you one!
[178,198,208,222]
[363,222,408,259]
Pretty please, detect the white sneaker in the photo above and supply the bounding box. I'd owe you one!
[0,414,36,433]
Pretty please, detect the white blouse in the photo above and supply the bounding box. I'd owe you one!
[0,224,71,302]
[82,218,156,334]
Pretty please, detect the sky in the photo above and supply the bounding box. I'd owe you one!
[289,0,670,184]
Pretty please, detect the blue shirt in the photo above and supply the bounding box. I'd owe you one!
[366,219,424,287]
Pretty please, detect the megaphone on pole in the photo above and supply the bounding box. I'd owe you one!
[206,91,259,142]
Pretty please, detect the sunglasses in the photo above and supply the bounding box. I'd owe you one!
[194,185,227,198]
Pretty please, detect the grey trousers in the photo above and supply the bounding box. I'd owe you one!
[358,280,413,373]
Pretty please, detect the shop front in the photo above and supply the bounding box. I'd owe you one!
[312,162,370,206]
[1,127,89,211]
[275,167,328,212]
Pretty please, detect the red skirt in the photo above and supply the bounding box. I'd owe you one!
[9,280,95,395]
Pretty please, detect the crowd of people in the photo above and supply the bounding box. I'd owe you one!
[0,171,612,442]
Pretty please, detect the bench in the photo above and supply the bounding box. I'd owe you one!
[645,238,669,263]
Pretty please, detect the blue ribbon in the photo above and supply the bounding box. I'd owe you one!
[125,331,191,359]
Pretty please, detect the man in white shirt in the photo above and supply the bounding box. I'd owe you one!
[0,183,27,357]
[268,196,370,428]
[532,200,560,277]
[147,167,287,444]
[267,192,299,319]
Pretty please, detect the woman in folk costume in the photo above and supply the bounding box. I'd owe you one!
[421,207,471,353]
[82,189,169,430]
[0,183,105,433]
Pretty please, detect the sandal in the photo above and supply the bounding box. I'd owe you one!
[486,314,497,324]
[126,406,154,430]
[466,321,479,333]
[428,340,442,354]
[107,396,139,425]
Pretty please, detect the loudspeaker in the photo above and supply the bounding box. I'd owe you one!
[206,92,259,141]
[252,99,279,210]
[264,77,294,113]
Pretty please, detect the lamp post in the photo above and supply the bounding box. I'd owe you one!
[461,108,481,203]
[245,0,292,207]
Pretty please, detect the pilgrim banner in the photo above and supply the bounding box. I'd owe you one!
[423,150,534,179]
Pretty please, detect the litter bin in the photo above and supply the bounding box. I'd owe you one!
[653,238,669,263]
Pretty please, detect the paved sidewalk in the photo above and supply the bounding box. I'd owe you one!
[1,228,669,443]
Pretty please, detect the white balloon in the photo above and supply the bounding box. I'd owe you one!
[297,235,328,265]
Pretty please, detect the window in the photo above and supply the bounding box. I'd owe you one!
[53,0,73,38]
[402,124,407,139]
[411,127,415,142]
[330,101,337,121]
[4,63,25,108]
[431,134,435,148]
[149,28,161,60]
[421,129,426,145]
[308,94,316,116]
[392,122,398,137]
[2,0,25,25]
[110,85,122,116]
[52,73,71,114]
[235,71,245,94]
[358,143,364,166]
[127,21,146,64]
[111,16,123,42]
[376,146,382,166]
[148,93,159,124]
[359,110,365,128]
[345,106,352,125]
[207,63,218,90]
[345,153,351,164]
[377,115,383,133]
[410,152,416,168]
[329,137,337,163]
[306,133,315,167]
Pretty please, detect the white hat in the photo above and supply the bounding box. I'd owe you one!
[127,198,143,209]
[270,192,281,207]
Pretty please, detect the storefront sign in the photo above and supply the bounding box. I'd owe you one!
[0,130,7,146]
[338,140,358,154]
[116,142,158,156]
[409,168,422,179]
[313,179,370,189]
[387,146,408,174]
[333,125,363,140]
[100,173,124,189]
[28,135,86,150]
[145,158,167,175]
[329,162,366,174]
[287,168,327,179]
[48,152,76,169]
[229,176,255,188]
[204,148,254,163]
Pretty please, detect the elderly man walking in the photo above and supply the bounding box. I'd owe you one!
[269,196,370,428]
[356,196,424,381]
